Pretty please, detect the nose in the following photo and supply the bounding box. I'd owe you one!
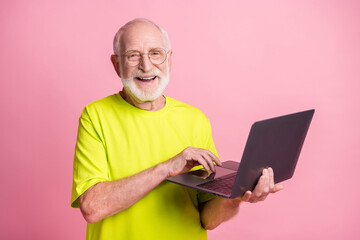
[138,54,153,72]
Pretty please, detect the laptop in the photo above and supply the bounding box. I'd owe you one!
[167,109,315,199]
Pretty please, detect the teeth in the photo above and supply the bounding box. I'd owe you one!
[137,76,156,80]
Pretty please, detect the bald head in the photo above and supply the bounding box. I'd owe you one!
[113,18,171,56]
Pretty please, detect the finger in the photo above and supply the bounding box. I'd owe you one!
[198,149,221,169]
[249,198,258,203]
[271,184,284,193]
[252,175,266,198]
[253,169,270,198]
[263,168,270,193]
[196,157,212,173]
[258,195,267,202]
[200,152,216,172]
[268,167,275,190]
[206,150,222,167]
[253,193,267,203]
[241,191,252,202]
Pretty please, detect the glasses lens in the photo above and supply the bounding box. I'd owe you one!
[125,51,141,66]
[149,49,166,65]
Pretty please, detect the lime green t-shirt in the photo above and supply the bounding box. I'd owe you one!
[71,93,218,240]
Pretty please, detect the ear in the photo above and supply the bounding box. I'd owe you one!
[168,50,173,72]
[111,54,121,77]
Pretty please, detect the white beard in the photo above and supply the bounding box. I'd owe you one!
[120,65,170,102]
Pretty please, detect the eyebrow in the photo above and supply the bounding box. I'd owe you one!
[123,48,164,53]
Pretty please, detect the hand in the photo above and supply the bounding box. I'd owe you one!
[241,168,283,203]
[166,147,222,177]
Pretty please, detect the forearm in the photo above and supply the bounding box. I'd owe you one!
[200,197,242,230]
[78,147,220,223]
[79,162,169,223]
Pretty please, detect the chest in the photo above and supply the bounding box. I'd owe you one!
[99,114,203,179]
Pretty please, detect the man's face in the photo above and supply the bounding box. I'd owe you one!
[117,22,171,102]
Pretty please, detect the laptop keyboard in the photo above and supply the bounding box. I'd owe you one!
[197,173,236,195]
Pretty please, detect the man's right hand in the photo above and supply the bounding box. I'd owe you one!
[165,147,222,177]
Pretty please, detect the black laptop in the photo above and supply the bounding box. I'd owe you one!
[167,109,315,198]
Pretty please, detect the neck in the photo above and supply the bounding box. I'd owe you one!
[120,90,166,111]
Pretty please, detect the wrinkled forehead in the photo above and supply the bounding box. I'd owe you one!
[120,22,167,52]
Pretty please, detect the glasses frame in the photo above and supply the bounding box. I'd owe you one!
[120,48,170,67]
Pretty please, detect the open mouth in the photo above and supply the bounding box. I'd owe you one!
[136,76,157,82]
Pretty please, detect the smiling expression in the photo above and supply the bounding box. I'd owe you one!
[116,21,172,102]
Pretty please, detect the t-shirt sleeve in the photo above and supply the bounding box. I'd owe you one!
[71,107,109,208]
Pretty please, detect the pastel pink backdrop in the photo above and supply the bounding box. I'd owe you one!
[1,0,359,239]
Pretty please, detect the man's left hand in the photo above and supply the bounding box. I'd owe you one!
[241,167,283,203]
[200,167,283,229]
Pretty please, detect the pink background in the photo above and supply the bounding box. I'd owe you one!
[1,0,359,239]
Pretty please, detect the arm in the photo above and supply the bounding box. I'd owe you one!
[200,167,283,230]
[79,147,222,223]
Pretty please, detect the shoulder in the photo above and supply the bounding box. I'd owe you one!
[166,96,210,123]
[86,94,119,109]
[167,96,206,114]
[81,94,120,119]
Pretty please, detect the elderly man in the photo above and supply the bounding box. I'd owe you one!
[71,18,282,240]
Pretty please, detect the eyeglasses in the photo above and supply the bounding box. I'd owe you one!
[121,48,170,67]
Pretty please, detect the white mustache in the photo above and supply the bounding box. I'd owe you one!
[133,69,161,78]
